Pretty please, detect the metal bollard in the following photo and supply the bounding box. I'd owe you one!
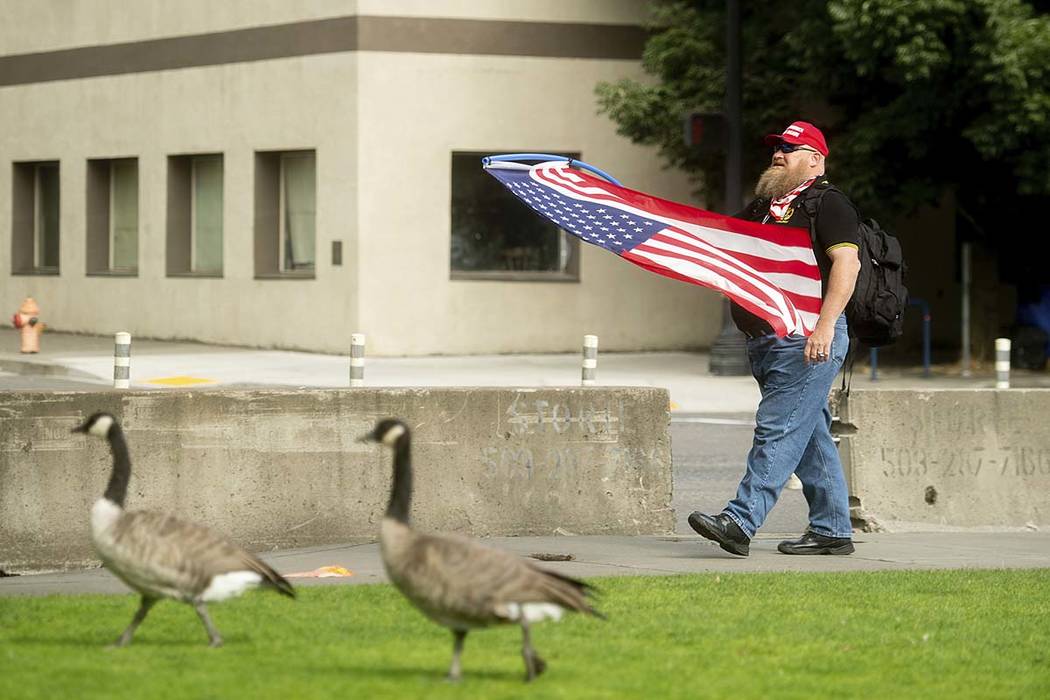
[995,337,1011,389]
[581,335,598,386]
[113,332,131,389]
[350,333,365,387]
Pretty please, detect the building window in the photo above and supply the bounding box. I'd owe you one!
[167,154,223,276]
[450,151,579,281]
[11,161,60,274]
[254,150,315,278]
[280,153,316,272]
[87,158,138,275]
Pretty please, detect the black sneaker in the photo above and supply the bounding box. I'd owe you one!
[687,512,750,557]
[777,531,855,555]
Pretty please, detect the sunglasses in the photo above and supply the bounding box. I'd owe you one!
[775,142,819,154]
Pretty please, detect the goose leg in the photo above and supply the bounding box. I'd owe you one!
[520,621,547,682]
[112,596,157,647]
[446,629,467,682]
[193,602,224,647]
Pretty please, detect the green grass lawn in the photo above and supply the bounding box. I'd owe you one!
[1,569,1048,699]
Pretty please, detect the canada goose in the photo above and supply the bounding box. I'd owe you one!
[360,418,602,682]
[73,411,294,647]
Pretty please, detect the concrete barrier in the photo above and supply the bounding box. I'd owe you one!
[0,388,672,572]
[834,389,1050,529]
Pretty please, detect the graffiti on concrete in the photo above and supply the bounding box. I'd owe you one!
[500,393,623,441]
[877,446,1050,479]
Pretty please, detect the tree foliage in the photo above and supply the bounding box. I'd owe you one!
[596,0,1050,227]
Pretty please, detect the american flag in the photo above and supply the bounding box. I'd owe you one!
[484,159,822,337]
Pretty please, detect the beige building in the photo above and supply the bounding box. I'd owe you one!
[0,0,721,355]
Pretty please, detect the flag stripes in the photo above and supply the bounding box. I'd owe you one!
[484,160,824,336]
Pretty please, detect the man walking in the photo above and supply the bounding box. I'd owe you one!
[690,121,861,556]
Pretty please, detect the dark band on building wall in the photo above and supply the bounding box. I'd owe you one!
[0,16,647,87]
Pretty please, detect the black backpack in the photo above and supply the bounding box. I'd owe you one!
[803,186,908,348]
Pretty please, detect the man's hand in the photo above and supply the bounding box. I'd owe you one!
[805,246,860,364]
[804,323,835,364]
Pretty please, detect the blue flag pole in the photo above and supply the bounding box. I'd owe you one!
[482,153,623,186]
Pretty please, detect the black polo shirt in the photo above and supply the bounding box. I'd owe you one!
[730,178,860,337]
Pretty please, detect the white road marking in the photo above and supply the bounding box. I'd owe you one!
[670,417,755,426]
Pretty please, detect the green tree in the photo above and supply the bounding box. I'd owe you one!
[596,0,1050,228]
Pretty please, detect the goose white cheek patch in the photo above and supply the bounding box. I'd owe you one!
[89,415,114,437]
[381,424,406,446]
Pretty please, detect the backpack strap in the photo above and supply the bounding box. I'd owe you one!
[737,197,769,222]
[800,182,837,245]
[841,339,856,396]
[801,182,857,396]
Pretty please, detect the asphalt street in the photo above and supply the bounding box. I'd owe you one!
[671,414,808,536]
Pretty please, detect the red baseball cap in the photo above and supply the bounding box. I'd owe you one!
[764,121,828,156]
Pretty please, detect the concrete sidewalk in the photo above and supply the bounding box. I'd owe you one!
[3,328,1048,414]
[2,532,1048,597]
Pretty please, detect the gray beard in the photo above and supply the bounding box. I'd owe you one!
[755,165,806,199]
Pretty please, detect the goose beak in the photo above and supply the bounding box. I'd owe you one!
[356,432,374,444]
[71,424,87,434]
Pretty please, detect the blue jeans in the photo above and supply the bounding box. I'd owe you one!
[723,315,852,539]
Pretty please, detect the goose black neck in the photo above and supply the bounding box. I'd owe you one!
[385,435,412,524]
[103,424,131,507]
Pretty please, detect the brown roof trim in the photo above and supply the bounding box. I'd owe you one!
[0,16,647,87]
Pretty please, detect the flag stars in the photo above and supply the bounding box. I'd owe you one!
[493,173,658,255]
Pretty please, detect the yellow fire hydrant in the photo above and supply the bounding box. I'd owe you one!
[12,297,43,353]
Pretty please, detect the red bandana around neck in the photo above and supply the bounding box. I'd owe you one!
[765,177,817,223]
